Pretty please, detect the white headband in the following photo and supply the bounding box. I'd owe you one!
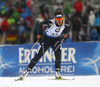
[55,14,63,18]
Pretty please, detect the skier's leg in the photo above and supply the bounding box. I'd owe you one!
[16,43,49,81]
[28,43,49,69]
[52,41,62,79]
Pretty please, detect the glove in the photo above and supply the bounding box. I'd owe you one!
[37,34,41,40]
[63,34,68,39]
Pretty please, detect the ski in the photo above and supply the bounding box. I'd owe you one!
[15,77,75,81]
[49,78,75,80]
[15,77,23,81]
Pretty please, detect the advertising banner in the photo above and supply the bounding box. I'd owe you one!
[0,41,100,77]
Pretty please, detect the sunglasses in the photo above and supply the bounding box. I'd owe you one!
[55,17,63,21]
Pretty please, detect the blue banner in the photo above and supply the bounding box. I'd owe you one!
[0,41,100,77]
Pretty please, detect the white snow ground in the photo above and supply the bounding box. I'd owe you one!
[0,76,100,87]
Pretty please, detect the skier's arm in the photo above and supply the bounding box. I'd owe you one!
[62,20,70,39]
[38,20,52,36]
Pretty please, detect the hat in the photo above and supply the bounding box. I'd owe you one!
[54,10,63,18]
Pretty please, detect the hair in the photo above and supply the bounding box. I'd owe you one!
[54,10,63,17]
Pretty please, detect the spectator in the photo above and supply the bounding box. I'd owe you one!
[25,16,33,31]
[88,10,95,31]
[21,0,27,8]
[54,2,63,11]
[40,1,50,20]
[0,0,5,11]
[24,7,32,17]
[74,0,83,18]
[6,22,18,44]
[14,0,20,8]
[95,8,100,17]
[82,12,88,33]
[4,4,9,18]
[36,14,44,22]
[8,22,18,34]
[18,22,26,37]
[1,17,9,44]
[5,4,9,12]
[16,16,24,26]
[0,14,3,43]
[20,9,29,20]
[0,14,3,29]
[1,5,6,16]
[90,29,99,41]
[26,0,32,10]
[8,2,14,16]
[63,2,71,18]
[1,17,9,31]
[86,4,93,15]
[40,0,46,14]
[71,12,76,23]
[17,6,22,13]
[94,8,100,35]
[12,9,20,21]
[7,16,15,25]
[26,0,31,6]
[18,22,27,44]
[72,16,82,41]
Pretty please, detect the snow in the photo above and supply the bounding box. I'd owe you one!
[0,76,100,87]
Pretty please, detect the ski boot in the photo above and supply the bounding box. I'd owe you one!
[55,69,62,79]
[15,68,31,81]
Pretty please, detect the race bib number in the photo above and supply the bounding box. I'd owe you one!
[50,33,59,37]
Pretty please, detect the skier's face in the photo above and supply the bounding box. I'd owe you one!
[55,17,63,26]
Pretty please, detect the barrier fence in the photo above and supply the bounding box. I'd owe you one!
[0,41,100,77]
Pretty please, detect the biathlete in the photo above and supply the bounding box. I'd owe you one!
[16,10,70,81]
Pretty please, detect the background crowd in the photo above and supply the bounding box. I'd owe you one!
[0,0,33,44]
[0,0,100,44]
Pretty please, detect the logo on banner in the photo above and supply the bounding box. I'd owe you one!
[80,56,100,75]
[18,47,77,75]
[0,55,15,75]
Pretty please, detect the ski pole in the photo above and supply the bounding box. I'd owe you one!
[20,39,39,64]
